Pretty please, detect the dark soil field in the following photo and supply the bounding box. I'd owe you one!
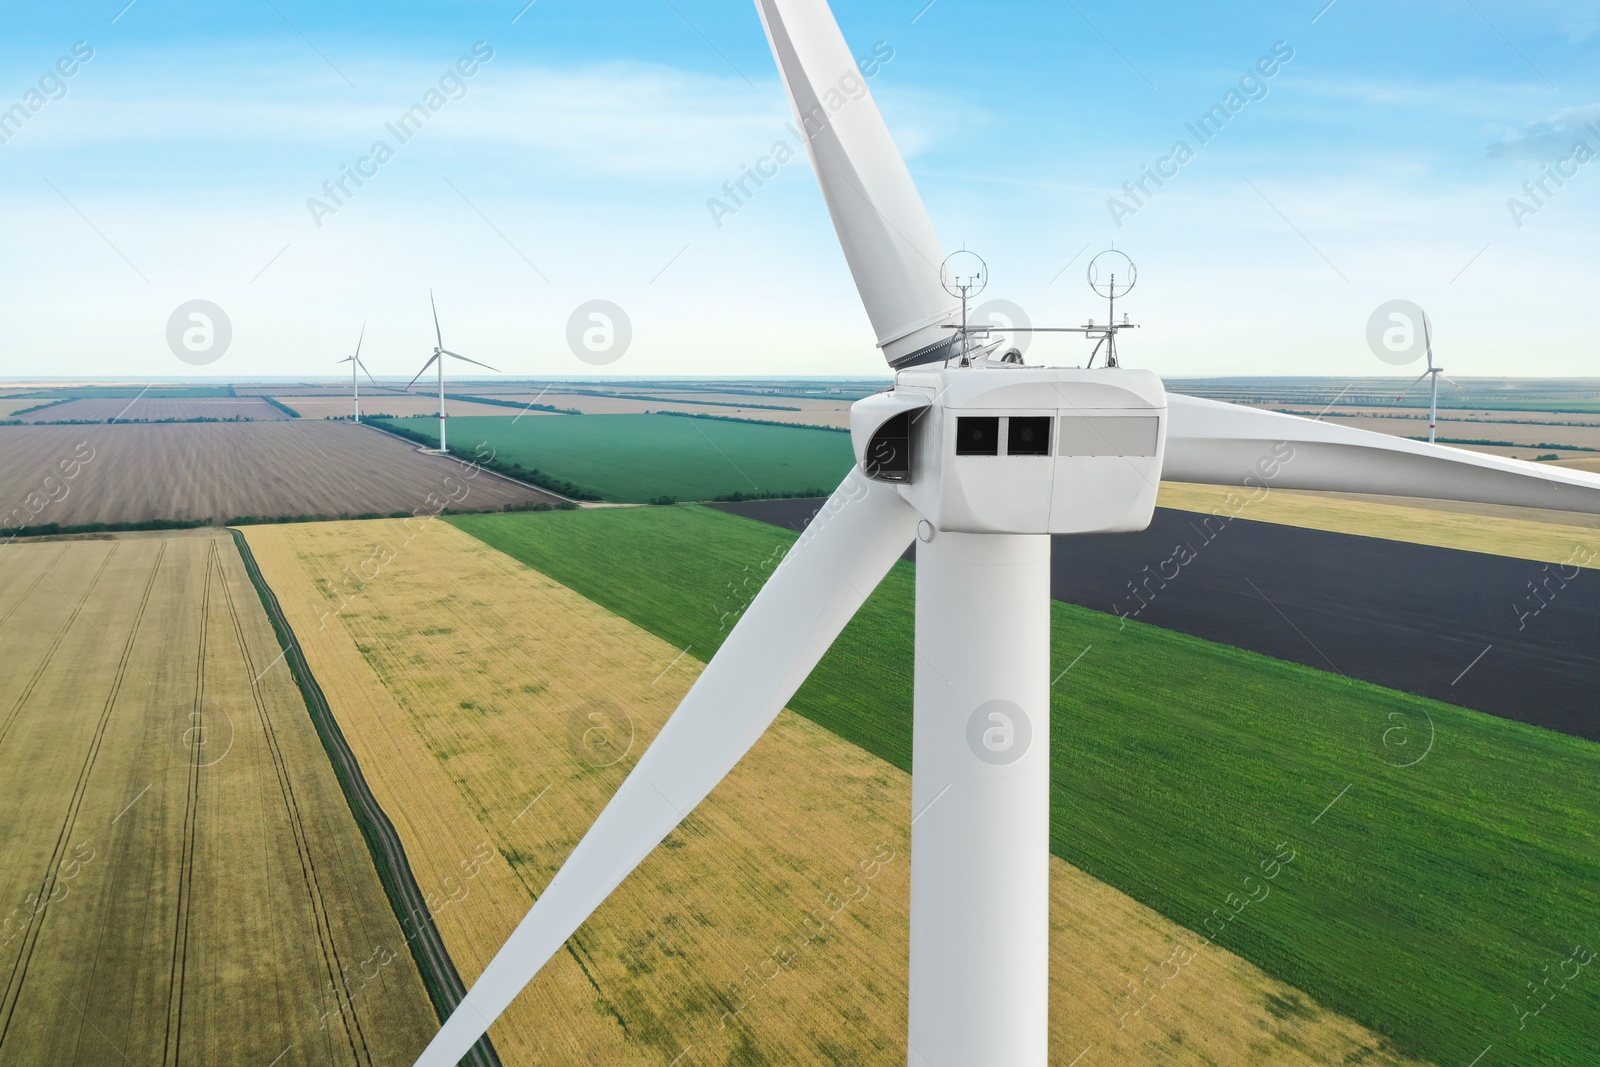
[715,498,1600,741]
[0,422,557,530]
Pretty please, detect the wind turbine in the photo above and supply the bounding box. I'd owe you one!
[415,2,1600,1064]
[1404,315,1483,445]
[406,291,499,453]
[1419,313,1443,443]
[337,322,377,423]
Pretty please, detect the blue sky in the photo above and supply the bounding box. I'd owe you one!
[1,0,1596,379]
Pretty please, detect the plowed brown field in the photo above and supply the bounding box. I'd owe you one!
[0,422,557,530]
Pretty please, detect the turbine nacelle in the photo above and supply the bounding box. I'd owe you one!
[851,365,1167,535]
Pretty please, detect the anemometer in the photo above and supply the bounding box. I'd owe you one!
[937,248,1140,368]
[1083,250,1138,368]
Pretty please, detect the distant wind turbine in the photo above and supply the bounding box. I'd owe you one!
[337,322,378,423]
[1418,314,1443,443]
[406,291,499,452]
[1406,314,1478,444]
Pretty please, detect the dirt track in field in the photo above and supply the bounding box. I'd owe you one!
[16,397,294,422]
[0,422,558,529]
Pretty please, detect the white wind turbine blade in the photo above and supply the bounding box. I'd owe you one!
[1163,393,1600,512]
[754,0,959,367]
[350,323,380,385]
[1397,369,1431,395]
[1440,374,1488,418]
[413,470,919,1066]
[405,353,440,391]
[430,289,445,351]
[1375,369,1430,412]
[441,349,501,373]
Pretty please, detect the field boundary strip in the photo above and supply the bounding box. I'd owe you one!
[214,539,377,1065]
[226,528,501,1067]
[357,419,589,505]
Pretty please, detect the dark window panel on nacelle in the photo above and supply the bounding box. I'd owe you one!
[956,416,1000,456]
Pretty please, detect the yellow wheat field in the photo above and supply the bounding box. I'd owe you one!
[1158,481,1600,567]
[243,517,1434,1066]
[0,530,434,1066]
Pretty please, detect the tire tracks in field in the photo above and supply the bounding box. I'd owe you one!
[0,541,166,1052]
[0,543,116,752]
[161,541,222,1067]
[214,541,373,1066]
[0,542,69,630]
[160,541,208,1066]
[228,530,500,1067]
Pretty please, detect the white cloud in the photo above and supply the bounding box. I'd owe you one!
[1486,103,1600,160]
[9,47,976,185]
[2,42,1597,380]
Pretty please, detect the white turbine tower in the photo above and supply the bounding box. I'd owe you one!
[414,2,1600,1064]
[337,322,378,423]
[406,291,498,453]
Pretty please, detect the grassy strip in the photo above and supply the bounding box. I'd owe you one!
[367,420,600,500]
[0,508,567,541]
[2,386,237,399]
[4,399,72,417]
[1,416,263,426]
[655,410,847,433]
[1278,409,1600,429]
[559,387,801,411]
[376,413,855,503]
[227,529,501,1067]
[262,396,301,418]
[448,504,1600,1067]
[1409,436,1600,452]
[2,517,213,540]
[443,393,583,415]
[225,503,570,526]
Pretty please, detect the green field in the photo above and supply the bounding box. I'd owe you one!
[449,504,1600,1067]
[373,413,855,502]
